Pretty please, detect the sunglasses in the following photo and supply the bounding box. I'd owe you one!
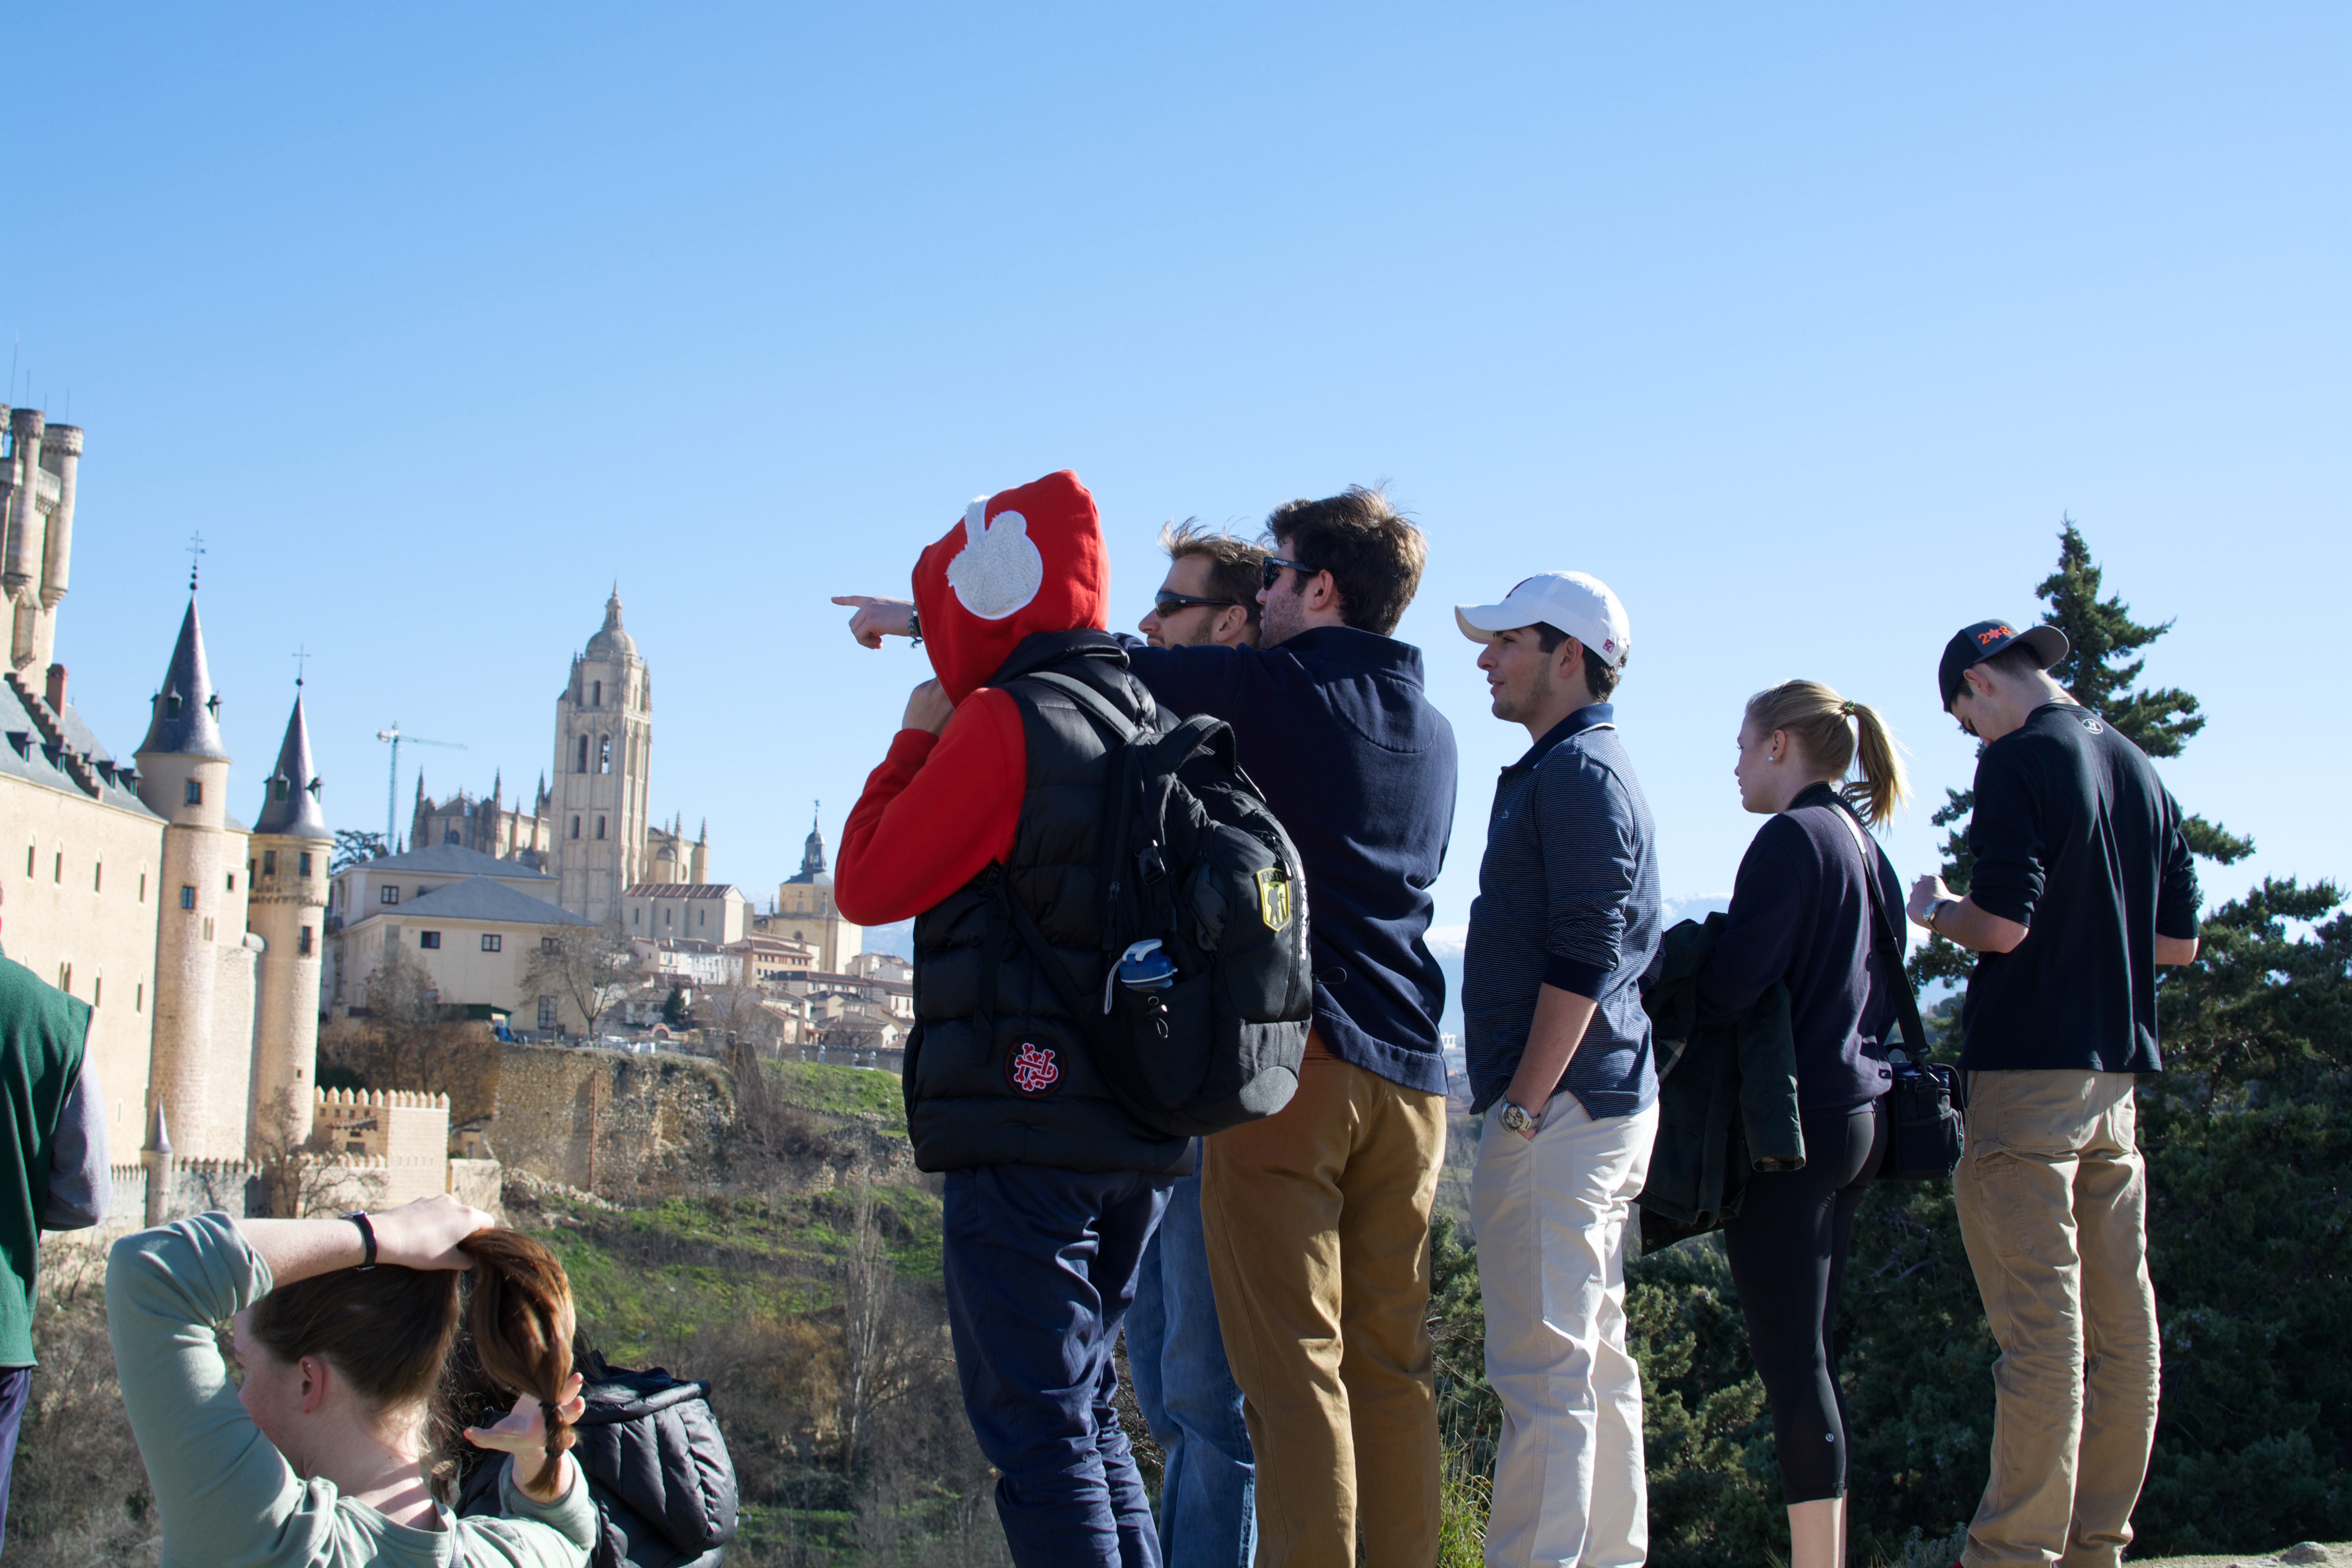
[1152,592,1242,620]
[1261,555,1319,591]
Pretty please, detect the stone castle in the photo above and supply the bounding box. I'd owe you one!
[0,405,337,1166]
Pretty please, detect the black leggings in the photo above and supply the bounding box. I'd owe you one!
[1722,1097,1888,1504]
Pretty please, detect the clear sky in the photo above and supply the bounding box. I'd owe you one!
[4,4,2343,954]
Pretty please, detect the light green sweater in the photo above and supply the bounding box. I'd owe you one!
[105,1212,596,1568]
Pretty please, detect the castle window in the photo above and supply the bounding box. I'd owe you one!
[541,937,560,954]
[592,680,602,707]
[299,852,313,877]
[664,907,672,927]
[140,871,147,902]
[598,737,611,775]
[272,777,289,801]
[185,779,202,806]
[299,926,314,956]
[445,829,459,845]
[57,964,69,994]
[92,975,100,1007]
[699,908,706,926]
[596,817,606,840]
[576,736,588,773]
[381,886,399,905]
[24,846,31,876]
[53,851,61,883]
[632,907,640,926]
[202,917,215,941]
[263,850,277,877]
[136,982,143,1012]
[226,873,236,892]
[538,995,558,1030]
[570,817,580,840]
[419,931,441,949]
[179,885,196,910]
[167,693,181,719]
[481,933,502,952]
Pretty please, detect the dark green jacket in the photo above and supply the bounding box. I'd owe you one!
[1636,915,1802,1245]
[0,955,89,1365]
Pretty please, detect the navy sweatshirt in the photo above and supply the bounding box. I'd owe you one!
[1462,704,1662,1119]
[1123,627,1459,1095]
[1695,782,1902,1110]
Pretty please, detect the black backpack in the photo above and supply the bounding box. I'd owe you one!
[1001,669,1312,1137]
[460,1356,739,1568]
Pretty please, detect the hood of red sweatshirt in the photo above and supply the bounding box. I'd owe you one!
[910,470,1109,703]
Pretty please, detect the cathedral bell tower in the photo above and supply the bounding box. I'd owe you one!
[551,588,651,925]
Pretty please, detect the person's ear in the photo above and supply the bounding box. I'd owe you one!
[1962,666,1995,703]
[299,1357,329,1416]
[1556,636,1585,683]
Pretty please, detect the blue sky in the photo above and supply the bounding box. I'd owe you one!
[4,4,2343,960]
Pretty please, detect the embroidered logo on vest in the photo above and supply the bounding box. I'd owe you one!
[1008,1041,1062,1096]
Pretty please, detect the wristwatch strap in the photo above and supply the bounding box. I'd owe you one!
[342,1211,378,1270]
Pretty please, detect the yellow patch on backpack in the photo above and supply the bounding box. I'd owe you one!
[1252,866,1294,932]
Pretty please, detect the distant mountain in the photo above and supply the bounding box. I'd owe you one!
[861,919,916,964]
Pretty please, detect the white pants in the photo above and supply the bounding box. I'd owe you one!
[1471,1093,1661,1568]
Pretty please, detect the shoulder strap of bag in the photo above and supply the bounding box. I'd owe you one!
[1019,669,1142,743]
[1829,801,1929,1060]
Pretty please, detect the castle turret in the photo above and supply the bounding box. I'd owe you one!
[136,594,236,1158]
[2,410,80,672]
[248,688,331,1156]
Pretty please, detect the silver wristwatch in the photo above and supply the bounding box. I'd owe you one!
[1499,1100,1537,1136]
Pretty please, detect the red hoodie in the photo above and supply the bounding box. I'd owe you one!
[835,471,1110,925]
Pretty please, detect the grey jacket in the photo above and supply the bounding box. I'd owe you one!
[1463,704,1662,1118]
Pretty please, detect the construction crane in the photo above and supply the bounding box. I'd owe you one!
[374,723,466,850]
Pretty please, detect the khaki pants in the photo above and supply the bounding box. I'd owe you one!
[1470,1094,1658,1568]
[1201,1036,1447,1568]
[1954,1071,2160,1568]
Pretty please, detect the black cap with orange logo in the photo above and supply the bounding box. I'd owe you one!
[1939,619,2070,707]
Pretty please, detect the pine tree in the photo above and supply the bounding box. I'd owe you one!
[1912,521,2251,986]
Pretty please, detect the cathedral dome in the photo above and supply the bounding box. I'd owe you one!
[586,587,637,661]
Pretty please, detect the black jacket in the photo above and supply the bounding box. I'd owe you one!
[905,633,1195,1175]
[1637,914,1803,1244]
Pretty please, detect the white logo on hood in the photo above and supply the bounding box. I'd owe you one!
[946,496,1045,620]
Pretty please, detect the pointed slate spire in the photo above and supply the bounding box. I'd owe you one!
[256,690,330,838]
[138,596,231,760]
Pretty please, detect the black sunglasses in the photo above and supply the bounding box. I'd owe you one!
[1261,555,1319,591]
[1152,592,1242,619]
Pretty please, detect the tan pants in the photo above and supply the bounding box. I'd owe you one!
[1954,1071,2160,1568]
[1200,1035,1448,1568]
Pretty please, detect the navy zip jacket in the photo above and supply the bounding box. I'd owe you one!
[1123,627,1458,1095]
[1695,782,1902,1111]
[1463,704,1662,1119]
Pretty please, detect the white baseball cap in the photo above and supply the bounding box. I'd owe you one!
[1455,572,1632,669]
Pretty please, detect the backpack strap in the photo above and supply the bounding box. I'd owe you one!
[1019,669,1142,743]
[1828,800,1929,1062]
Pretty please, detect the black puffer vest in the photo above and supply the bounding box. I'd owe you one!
[905,632,1193,1175]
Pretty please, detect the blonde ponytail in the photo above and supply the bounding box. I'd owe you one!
[1744,680,1910,829]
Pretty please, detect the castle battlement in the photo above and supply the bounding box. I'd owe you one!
[316,1087,452,1111]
